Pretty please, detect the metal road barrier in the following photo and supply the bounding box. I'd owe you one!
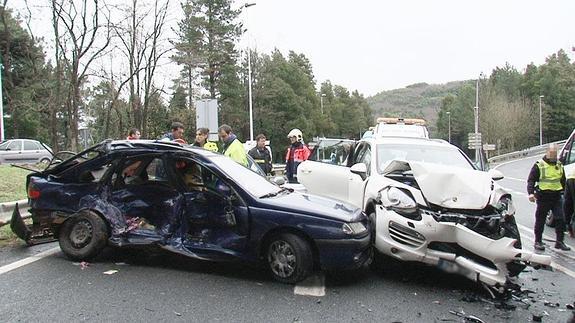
[488,140,566,165]
[0,199,29,227]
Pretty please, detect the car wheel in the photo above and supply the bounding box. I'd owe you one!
[545,210,555,227]
[39,158,51,164]
[59,211,108,261]
[266,233,313,284]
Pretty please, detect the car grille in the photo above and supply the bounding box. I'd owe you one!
[420,208,505,240]
[388,221,425,248]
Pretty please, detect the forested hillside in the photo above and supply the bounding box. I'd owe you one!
[366,81,468,135]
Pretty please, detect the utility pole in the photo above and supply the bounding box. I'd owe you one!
[446,111,451,143]
[539,95,544,146]
[320,93,326,114]
[474,75,481,162]
[244,2,256,142]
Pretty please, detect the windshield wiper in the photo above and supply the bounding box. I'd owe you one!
[260,187,293,199]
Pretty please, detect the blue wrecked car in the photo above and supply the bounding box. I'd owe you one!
[11,140,371,283]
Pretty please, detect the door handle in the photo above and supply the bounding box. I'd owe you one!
[301,169,312,174]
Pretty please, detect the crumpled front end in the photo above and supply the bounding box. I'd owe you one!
[376,160,551,290]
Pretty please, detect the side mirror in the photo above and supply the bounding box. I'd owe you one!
[272,176,285,186]
[488,169,504,181]
[350,163,368,180]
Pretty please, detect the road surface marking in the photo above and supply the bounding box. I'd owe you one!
[504,176,527,183]
[493,155,542,170]
[294,273,325,297]
[0,247,60,276]
[550,261,575,279]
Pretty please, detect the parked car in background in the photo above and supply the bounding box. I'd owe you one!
[0,139,53,165]
[298,136,551,291]
[11,140,371,283]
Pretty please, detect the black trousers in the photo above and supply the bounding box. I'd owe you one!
[534,195,565,243]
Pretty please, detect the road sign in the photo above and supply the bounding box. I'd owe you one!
[468,132,482,149]
[483,144,496,151]
[468,132,482,140]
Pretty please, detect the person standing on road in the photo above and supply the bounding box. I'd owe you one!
[218,124,248,166]
[248,134,272,175]
[126,128,141,140]
[563,169,575,238]
[527,143,571,251]
[162,122,187,144]
[193,127,219,152]
[285,128,311,183]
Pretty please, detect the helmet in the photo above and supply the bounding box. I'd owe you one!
[287,128,303,141]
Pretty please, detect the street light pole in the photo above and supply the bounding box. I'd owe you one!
[474,74,481,162]
[320,93,326,114]
[244,2,256,141]
[446,111,451,143]
[539,95,544,146]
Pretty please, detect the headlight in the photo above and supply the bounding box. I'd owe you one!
[342,222,367,235]
[496,197,515,217]
[379,187,418,215]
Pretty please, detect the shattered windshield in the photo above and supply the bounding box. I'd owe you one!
[210,155,280,197]
[377,144,474,174]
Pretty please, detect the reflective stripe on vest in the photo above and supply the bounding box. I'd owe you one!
[536,159,564,191]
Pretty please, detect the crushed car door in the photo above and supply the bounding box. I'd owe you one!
[111,155,184,241]
[348,143,372,209]
[175,158,249,260]
[297,139,354,202]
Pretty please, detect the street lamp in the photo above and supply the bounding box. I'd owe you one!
[446,111,451,143]
[320,93,326,114]
[244,2,256,141]
[539,95,544,146]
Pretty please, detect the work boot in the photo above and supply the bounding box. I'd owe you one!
[534,242,545,251]
[555,241,571,251]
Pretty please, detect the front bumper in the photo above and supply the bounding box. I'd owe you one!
[373,205,551,287]
[315,233,372,271]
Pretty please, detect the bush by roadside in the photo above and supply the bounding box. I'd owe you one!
[0,224,21,248]
[0,165,32,203]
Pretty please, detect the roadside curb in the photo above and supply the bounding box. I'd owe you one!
[0,199,29,227]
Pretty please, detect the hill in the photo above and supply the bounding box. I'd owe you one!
[366,81,469,135]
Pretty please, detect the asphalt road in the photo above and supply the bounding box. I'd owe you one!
[1,155,575,323]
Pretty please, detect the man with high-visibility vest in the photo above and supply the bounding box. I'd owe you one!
[527,144,570,251]
[218,124,248,167]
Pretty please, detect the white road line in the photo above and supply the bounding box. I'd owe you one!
[493,154,542,170]
[0,247,60,276]
[294,273,325,297]
[517,223,575,251]
[504,176,527,183]
[550,262,575,279]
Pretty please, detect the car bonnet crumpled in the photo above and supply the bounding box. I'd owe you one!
[383,160,493,209]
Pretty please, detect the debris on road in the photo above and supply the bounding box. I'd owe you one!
[174,312,182,316]
[103,270,118,275]
[80,261,90,270]
[448,310,485,323]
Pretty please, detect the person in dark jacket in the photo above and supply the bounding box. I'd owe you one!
[285,128,310,183]
[563,169,575,238]
[527,144,570,251]
[248,134,272,175]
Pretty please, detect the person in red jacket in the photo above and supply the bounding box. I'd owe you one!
[285,128,310,183]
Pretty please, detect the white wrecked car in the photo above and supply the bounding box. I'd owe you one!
[298,136,551,290]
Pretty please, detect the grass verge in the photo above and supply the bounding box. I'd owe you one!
[0,224,21,248]
[0,165,34,203]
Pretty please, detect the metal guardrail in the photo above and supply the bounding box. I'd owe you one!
[0,199,29,227]
[488,140,567,164]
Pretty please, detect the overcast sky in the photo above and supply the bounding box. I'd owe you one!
[242,0,575,96]
[14,0,575,97]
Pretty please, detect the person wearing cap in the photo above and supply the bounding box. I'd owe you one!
[527,143,570,251]
[285,128,311,183]
[194,127,219,152]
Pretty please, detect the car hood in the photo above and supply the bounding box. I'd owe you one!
[257,191,362,222]
[382,160,493,209]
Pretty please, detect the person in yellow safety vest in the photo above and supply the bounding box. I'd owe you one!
[563,169,575,238]
[248,134,272,175]
[527,143,570,251]
[193,127,219,152]
[218,124,248,167]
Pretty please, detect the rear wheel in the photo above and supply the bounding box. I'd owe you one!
[59,211,108,261]
[266,233,313,284]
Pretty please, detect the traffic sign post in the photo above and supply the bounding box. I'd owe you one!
[468,132,482,150]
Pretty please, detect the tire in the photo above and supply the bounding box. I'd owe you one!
[59,211,109,261]
[266,233,313,284]
[545,210,555,227]
[39,158,51,164]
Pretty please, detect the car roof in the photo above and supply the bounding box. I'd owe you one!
[108,140,219,157]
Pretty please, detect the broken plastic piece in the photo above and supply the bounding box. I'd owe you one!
[103,270,118,275]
